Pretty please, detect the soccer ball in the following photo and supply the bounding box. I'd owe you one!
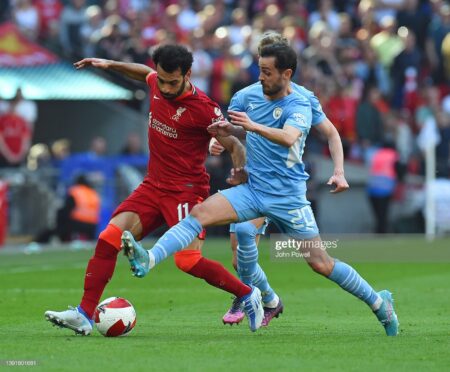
[94,297,136,337]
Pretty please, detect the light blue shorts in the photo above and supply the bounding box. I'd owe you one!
[220,183,319,239]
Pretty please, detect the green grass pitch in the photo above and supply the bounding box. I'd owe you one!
[1,237,450,371]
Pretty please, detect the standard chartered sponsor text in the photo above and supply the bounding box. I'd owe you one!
[151,118,178,138]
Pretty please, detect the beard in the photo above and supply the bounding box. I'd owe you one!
[161,80,186,100]
[262,82,283,97]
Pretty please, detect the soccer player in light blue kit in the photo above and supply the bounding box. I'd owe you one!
[122,43,399,334]
[219,31,340,327]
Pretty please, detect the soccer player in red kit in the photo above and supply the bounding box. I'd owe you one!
[45,44,262,335]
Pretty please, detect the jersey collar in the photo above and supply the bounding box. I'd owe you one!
[174,81,196,101]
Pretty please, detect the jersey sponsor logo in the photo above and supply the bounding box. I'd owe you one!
[211,116,224,124]
[292,113,307,126]
[148,112,178,138]
[247,103,256,111]
[273,107,283,119]
[211,107,225,124]
[171,107,187,121]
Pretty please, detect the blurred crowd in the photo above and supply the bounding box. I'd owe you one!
[1,0,450,179]
[1,0,450,236]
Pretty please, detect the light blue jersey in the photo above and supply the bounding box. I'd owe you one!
[229,82,312,196]
[291,82,326,125]
[226,83,326,237]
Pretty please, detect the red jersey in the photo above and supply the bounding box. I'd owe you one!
[0,113,31,164]
[145,72,224,193]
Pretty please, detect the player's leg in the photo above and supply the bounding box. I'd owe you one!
[299,235,398,335]
[235,219,283,326]
[236,220,283,326]
[235,219,276,303]
[156,192,255,300]
[230,226,238,271]
[45,180,164,335]
[143,184,260,270]
[220,225,246,325]
[229,220,264,271]
[225,218,282,326]
[80,212,143,316]
[267,195,398,336]
[44,211,143,335]
[174,238,253,299]
[125,184,265,331]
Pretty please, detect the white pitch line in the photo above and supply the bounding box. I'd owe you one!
[1,288,81,294]
[1,263,86,274]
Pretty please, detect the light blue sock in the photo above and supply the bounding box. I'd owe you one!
[148,215,202,267]
[328,260,381,310]
[235,222,275,304]
[253,264,275,304]
[236,245,257,285]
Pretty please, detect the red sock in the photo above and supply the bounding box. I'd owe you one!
[80,224,121,318]
[188,257,251,298]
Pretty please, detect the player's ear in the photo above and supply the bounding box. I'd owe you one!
[185,68,192,81]
[283,69,293,80]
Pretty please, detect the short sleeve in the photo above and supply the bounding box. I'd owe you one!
[310,93,326,126]
[228,92,245,112]
[284,99,312,132]
[146,72,157,89]
[204,100,225,126]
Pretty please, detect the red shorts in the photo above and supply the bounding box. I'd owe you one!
[112,178,208,239]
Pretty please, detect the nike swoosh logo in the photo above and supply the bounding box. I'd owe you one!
[154,95,160,100]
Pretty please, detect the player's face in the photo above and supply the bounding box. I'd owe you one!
[156,65,190,100]
[258,56,290,98]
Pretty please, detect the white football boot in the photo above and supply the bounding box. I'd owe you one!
[241,286,264,332]
[45,306,93,336]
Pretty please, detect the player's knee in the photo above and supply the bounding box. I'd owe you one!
[96,224,123,258]
[190,204,207,224]
[235,222,258,246]
[174,250,202,272]
[308,260,333,277]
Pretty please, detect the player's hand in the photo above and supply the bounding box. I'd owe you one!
[209,138,225,156]
[228,111,258,132]
[207,120,234,137]
[226,167,248,185]
[74,58,111,70]
[327,172,349,193]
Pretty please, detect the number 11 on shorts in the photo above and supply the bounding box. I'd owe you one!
[177,202,189,221]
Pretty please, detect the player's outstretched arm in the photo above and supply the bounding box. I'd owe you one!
[216,135,246,169]
[314,118,349,193]
[74,58,154,82]
[228,110,300,147]
[207,120,248,139]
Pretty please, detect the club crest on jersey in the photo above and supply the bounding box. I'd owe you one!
[172,107,187,121]
[214,107,222,116]
[273,107,283,119]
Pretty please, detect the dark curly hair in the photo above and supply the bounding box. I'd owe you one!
[152,44,193,75]
[259,43,297,75]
